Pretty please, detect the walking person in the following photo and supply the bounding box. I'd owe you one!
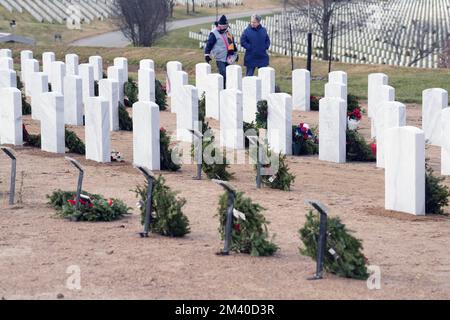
[240,14,271,77]
[204,15,238,86]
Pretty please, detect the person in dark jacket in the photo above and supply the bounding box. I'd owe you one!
[204,15,238,86]
[240,14,271,76]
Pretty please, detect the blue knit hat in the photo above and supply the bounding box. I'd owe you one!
[218,15,228,27]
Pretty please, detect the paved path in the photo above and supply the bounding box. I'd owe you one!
[71,8,281,48]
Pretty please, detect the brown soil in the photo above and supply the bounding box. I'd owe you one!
[1,102,450,300]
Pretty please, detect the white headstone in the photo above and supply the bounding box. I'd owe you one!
[0,49,12,58]
[107,66,125,104]
[372,85,395,138]
[376,101,407,168]
[0,88,22,146]
[205,73,223,120]
[329,71,347,86]
[20,50,33,84]
[171,70,188,114]
[242,76,262,123]
[79,63,94,106]
[24,59,39,96]
[40,92,65,154]
[140,59,154,71]
[138,68,156,103]
[166,61,182,97]
[267,93,293,155]
[259,67,275,101]
[422,88,448,146]
[89,56,103,82]
[292,69,311,112]
[385,126,425,216]
[325,82,347,104]
[64,75,83,126]
[177,85,198,143]
[99,79,120,131]
[195,63,211,98]
[65,54,79,76]
[42,52,55,78]
[133,101,160,170]
[85,97,111,163]
[226,65,242,90]
[220,89,244,150]
[50,61,66,94]
[319,97,347,163]
[441,107,450,175]
[0,69,17,89]
[114,57,128,82]
[30,72,49,120]
[0,57,13,70]
[368,73,388,119]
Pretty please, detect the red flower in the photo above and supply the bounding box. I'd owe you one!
[68,199,76,206]
[234,224,241,232]
[160,127,166,134]
[108,199,113,206]
[303,134,309,139]
[370,143,377,156]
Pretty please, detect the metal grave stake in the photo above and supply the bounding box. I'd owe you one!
[306,200,329,280]
[135,166,155,238]
[213,179,237,255]
[188,129,203,180]
[65,157,84,210]
[1,147,16,205]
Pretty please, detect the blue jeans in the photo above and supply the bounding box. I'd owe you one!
[216,61,228,87]
[246,66,256,77]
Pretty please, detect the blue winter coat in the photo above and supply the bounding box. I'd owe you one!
[240,24,270,69]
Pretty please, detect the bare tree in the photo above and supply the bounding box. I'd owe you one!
[288,0,373,60]
[114,0,168,47]
[439,40,450,68]
[168,0,176,18]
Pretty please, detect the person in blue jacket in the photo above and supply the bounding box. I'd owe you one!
[204,15,238,86]
[240,14,271,77]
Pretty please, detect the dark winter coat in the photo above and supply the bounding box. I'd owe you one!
[240,24,270,68]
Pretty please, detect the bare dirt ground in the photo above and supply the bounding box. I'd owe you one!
[1,102,450,300]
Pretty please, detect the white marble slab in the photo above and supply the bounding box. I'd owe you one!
[220,89,244,150]
[319,97,347,163]
[422,88,448,146]
[40,92,65,154]
[89,56,103,82]
[258,67,275,101]
[0,49,12,58]
[107,66,125,105]
[267,93,293,155]
[133,101,160,170]
[79,63,94,107]
[99,79,120,131]
[50,61,66,94]
[138,68,156,103]
[0,87,23,146]
[0,69,17,89]
[65,54,79,76]
[329,71,347,86]
[205,73,223,120]
[242,76,262,123]
[64,75,83,126]
[85,97,111,163]
[441,107,450,175]
[0,57,13,70]
[195,63,211,99]
[166,61,182,97]
[292,69,310,112]
[140,59,155,71]
[226,65,242,90]
[42,52,55,78]
[177,85,198,143]
[171,70,188,114]
[372,85,395,138]
[30,72,49,121]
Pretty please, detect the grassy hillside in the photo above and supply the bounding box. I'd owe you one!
[1,42,449,103]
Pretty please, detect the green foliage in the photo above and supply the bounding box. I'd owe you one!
[347,94,360,114]
[292,125,319,156]
[310,96,320,111]
[119,102,133,131]
[260,152,296,191]
[198,93,210,134]
[346,130,375,162]
[155,79,167,111]
[65,129,86,155]
[299,210,369,280]
[243,121,259,149]
[202,135,233,181]
[47,190,131,222]
[133,175,190,237]
[160,128,181,171]
[124,77,138,105]
[217,192,278,256]
[255,100,268,129]
[16,75,31,115]
[426,162,450,215]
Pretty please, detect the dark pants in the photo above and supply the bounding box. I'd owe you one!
[246,65,269,77]
[216,61,228,87]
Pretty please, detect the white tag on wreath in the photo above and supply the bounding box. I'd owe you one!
[233,209,246,221]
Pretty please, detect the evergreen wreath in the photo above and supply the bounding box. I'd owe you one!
[160,128,181,172]
[426,161,450,215]
[133,175,190,237]
[48,190,131,222]
[217,191,278,256]
[299,210,369,280]
[119,102,133,131]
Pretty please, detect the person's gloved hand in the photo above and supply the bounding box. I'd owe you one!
[205,55,212,63]
[235,54,239,63]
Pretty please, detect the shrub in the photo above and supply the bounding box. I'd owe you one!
[133,175,190,237]
[426,162,450,215]
[119,102,133,131]
[124,77,138,106]
[217,192,278,256]
[255,100,268,129]
[346,130,376,162]
[155,79,167,111]
[299,210,369,280]
[48,190,131,222]
[160,128,181,172]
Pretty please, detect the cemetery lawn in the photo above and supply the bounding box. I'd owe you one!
[3,43,450,103]
[1,100,450,299]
